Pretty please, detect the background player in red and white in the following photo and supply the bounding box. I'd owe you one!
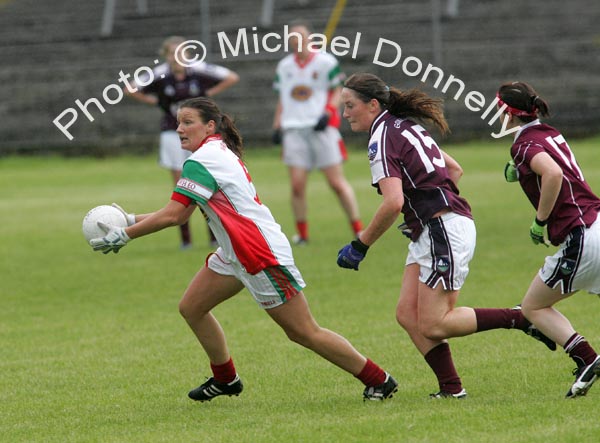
[126,35,239,249]
[272,22,362,244]
[89,97,398,402]
[499,81,600,397]
[337,73,554,399]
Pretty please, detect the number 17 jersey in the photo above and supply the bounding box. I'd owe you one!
[368,110,472,240]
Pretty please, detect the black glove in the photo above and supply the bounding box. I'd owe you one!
[272,129,282,145]
[313,114,330,131]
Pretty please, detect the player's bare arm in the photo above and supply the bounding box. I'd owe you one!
[126,200,195,239]
[206,71,240,97]
[272,100,282,130]
[441,151,464,186]
[123,88,159,106]
[529,151,563,221]
[359,177,404,246]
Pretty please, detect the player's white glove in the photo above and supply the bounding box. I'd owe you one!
[90,221,131,254]
[111,202,136,226]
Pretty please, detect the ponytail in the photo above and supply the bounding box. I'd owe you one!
[497,81,550,123]
[387,88,449,136]
[344,72,449,136]
[219,113,244,158]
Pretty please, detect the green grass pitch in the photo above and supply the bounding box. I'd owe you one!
[2,136,600,442]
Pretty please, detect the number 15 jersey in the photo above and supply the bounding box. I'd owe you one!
[368,110,472,241]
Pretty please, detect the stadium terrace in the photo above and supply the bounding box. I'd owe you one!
[371,37,517,138]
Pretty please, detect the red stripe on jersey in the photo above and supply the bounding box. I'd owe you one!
[208,190,279,274]
[171,191,193,207]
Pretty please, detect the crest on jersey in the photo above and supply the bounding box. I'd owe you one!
[368,141,378,160]
[434,256,450,274]
[291,85,312,101]
[394,119,402,129]
[559,258,575,275]
[164,85,176,96]
[189,80,200,96]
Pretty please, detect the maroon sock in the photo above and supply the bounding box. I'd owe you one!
[180,222,191,245]
[474,308,528,332]
[211,357,237,384]
[424,343,462,394]
[564,333,598,368]
[355,358,386,387]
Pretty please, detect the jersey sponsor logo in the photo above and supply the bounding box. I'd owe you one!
[177,178,197,191]
[368,141,378,161]
[290,85,312,101]
[176,177,212,201]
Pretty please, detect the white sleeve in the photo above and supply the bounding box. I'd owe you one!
[190,62,231,80]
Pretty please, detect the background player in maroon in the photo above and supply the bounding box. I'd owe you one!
[126,35,239,249]
[498,81,600,397]
[337,73,554,399]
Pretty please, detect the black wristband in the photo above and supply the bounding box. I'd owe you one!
[351,238,370,254]
[535,217,548,227]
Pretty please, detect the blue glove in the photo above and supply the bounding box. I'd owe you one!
[337,239,369,271]
[530,217,549,247]
[313,114,330,131]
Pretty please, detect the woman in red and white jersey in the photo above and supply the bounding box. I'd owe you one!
[337,73,554,399]
[498,81,600,397]
[90,97,397,402]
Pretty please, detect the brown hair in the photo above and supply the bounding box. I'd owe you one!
[344,72,450,135]
[178,97,244,158]
[497,81,550,123]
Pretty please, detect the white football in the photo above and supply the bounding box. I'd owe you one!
[82,205,128,244]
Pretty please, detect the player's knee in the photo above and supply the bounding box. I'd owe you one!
[396,308,415,331]
[418,319,447,341]
[290,183,305,198]
[178,297,192,320]
[178,295,207,322]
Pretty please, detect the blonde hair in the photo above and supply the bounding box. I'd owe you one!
[159,36,186,57]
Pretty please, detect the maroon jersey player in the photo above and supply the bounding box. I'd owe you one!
[499,81,600,397]
[337,72,555,399]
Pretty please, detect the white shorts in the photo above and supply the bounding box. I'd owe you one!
[282,126,345,170]
[539,212,600,295]
[158,130,191,171]
[207,249,306,309]
[406,213,476,291]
